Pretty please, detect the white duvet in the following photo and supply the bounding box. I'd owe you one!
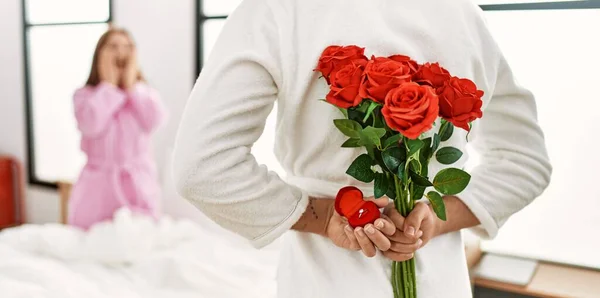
[0,209,279,298]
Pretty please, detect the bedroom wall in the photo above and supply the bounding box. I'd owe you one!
[0,0,196,223]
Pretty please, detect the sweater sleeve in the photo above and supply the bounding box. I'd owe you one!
[74,82,127,138]
[128,83,167,133]
[458,55,552,239]
[172,0,309,248]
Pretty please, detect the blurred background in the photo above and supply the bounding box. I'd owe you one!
[0,0,599,297]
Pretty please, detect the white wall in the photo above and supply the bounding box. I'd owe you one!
[0,0,196,223]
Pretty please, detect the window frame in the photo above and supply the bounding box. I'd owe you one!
[480,1,600,11]
[194,0,229,77]
[193,0,600,75]
[21,0,114,188]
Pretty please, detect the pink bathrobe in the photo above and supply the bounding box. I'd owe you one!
[68,82,166,229]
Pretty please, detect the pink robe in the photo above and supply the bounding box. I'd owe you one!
[68,82,166,229]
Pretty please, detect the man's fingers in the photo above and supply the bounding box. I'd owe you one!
[364,224,391,251]
[343,225,361,251]
[388,230,421,244]
[354,227,377,258]
[383,250,414,262]
[364,196,391,209]
[385,208,406,231]
[390,238,423,253]
[404,202,428,239]
[374,217,396,236]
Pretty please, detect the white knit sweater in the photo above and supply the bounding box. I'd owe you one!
[173,0,552,297]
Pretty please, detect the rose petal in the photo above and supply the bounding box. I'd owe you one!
[326,90,353,109]
[453,97,476,116]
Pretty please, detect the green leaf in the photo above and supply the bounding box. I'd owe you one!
[386,180,397,200]
[374,110,385,128]
[397,162,406,182]
[382,147,406,173]
[348,109,366,126]
[374,173,389,198]
[363,101,380,123]
[383,134,402,149]
[346,154,376,183]
[436,147,464,165]
[440,122,454,142]
[365,145,375,159]
[406,138,424,156]
[410,170,433,187]
[433,168,471,195]
[426,191,447,221]
[341,138,362,148]
[401,162,408,186]
[420,137,432,163]
[360,126,386,148]
[338,107,349,118]
[432,133,441,153]
[320,98,348,118]
[370,126,387,138]
[334,119,362,138]
[356,101,369,113]
[412,186,426,202]
[409,158,421,173]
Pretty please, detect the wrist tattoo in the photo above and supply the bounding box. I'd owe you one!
[309,199,319,220]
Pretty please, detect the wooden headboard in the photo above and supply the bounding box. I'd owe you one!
[57,181,72,224]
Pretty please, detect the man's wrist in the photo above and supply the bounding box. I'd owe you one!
[291,197,334,237]
[433,196,480,237]
[320,200,334,237]
[429,203,446,237]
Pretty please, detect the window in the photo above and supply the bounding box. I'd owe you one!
[196,0,283,175]
[476,0,600,270]
[22,0,113,187]
[196,1,600,269]
[196,0,243,73]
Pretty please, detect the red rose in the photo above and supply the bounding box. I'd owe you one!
[359,55,419,104]
[437,77,484,131]
[389,55,420,72]
[315,45,368,83]
[325,61,365,109]
[382,83,439,139]
[413,62,451,88]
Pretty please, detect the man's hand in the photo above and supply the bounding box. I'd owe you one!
[378,202,441,261]
[326,197,396,257]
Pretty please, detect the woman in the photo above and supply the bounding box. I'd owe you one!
[69,28,166,230]
[173,0,552,297]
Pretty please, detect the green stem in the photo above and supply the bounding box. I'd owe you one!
[393,174,419,298]
[394,176,410,297]
[410,258,417,298]
[401,260,409,298]
[393,262,404,298]
[392,262,398,298]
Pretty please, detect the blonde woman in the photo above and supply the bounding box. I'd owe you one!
[69,28,166,229]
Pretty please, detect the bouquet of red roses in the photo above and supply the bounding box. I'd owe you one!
[315,45,484,298]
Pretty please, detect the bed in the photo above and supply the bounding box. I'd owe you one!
[0,182,280,298]
[0,181,482,298]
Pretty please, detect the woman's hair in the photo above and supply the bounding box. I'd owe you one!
[85,27,145,87]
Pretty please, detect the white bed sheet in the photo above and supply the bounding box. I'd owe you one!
[0,209,279,298]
